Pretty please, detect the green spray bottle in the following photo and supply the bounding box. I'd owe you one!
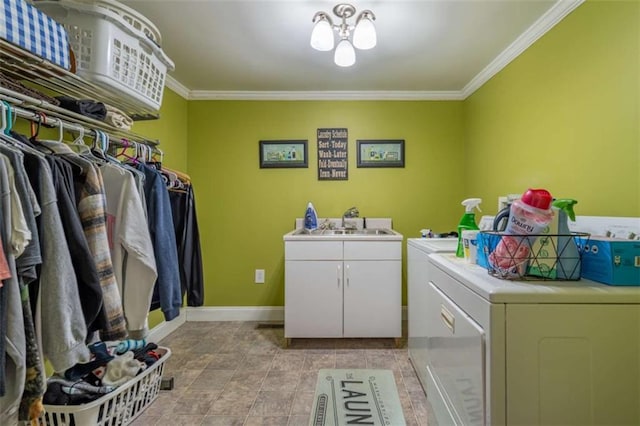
[456,198,482,258]
[553,198,580,279]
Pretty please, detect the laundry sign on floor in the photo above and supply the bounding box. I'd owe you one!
[310,369,406,426]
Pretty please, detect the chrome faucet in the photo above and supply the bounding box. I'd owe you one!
[342,206,360,229]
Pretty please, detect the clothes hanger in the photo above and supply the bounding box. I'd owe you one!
[0,101,7,135]
[0,101,16,145]
[138,143,148,164]
[72,124,85,145]
[89,129,108,161]
[96,129,120,164]
[147,145,163,171]
[30,111,77,156]
[56,116,64,143]
[2,100,11,135]
[116,138,139,164]
[0,104,46,156]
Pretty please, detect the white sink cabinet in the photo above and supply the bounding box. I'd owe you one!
[283,236,402,346]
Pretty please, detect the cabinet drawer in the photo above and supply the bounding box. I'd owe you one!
[285,241,343,260]
[344,241,401,260]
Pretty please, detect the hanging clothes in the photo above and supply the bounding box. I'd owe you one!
[169,183,203,306]
[0,103,193,422]
[136,163,181,321]
[45,155,106,334]
[21,151,91,372]
[101,162,157,339]
[0,143,46,422]
[29,138,129,341]
[0,155,28,424]
[0,143,42,285]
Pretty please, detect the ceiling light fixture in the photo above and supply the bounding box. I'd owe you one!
[310,3,376,67]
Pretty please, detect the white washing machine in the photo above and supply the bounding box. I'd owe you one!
[409,245,640,426]
[407,238,458,394]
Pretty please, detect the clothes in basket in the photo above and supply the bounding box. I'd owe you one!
[0,0,71,69]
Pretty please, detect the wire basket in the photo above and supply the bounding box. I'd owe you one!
[478,231,590,281]
[40,347,171,426]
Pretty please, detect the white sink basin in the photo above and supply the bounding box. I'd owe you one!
[284,228,403,241]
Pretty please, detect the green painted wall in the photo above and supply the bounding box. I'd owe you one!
[464,0,639,216]
[187,101,465,306]
[143,0,638,313]
[132,88,189,172]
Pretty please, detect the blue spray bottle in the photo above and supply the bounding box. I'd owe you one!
[304,202,318,231]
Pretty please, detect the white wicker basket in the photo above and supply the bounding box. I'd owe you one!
[41,346,171,426]
[33,0,174,111]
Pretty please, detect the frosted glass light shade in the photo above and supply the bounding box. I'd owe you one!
[353,16,376,50]
[310,18,334,51]
[334,39,356,67]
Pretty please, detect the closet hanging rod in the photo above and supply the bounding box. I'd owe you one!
[5,101,159,152]
[0,89,159,147]
[1,95,160,151]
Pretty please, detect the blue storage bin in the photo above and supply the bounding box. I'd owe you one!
[477,231,501,270]
[0,0,71,69]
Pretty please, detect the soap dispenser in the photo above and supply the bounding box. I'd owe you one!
[456,198,482,257]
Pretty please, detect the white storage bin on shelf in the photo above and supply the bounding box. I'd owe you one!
[41,346,171,426]
[33,0,174,112]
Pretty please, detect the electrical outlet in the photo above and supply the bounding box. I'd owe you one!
[255,269,265,284]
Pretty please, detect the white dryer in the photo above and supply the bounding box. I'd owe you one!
[407,238,458,394]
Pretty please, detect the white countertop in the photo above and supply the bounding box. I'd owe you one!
[408,237,458,253]
[429,253,640,304]
[283,228,403,241]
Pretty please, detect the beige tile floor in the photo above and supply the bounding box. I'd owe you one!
[131,321,433,426]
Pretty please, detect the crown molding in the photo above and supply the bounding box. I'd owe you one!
[461,0,585,98]
[187,90,465,101]
[166,0,584,102]
[164,74,190,99]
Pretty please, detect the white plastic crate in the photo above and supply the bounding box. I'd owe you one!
[33,0,174,111]
[41,346,171,426]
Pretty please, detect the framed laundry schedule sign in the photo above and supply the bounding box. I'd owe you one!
[317,128,348,180]
[259,140,308,168]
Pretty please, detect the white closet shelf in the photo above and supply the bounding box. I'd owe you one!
[0,39,160,121]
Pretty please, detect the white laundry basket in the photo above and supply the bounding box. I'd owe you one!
[33,0,174,111]
[41,346,171,426]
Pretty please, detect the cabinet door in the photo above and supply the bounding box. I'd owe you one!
[285,260,343,338]
[343,260,401,338]
[506,304,640,426]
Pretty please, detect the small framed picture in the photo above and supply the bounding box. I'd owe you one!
[357,140,405,168]
[259,140,308,168]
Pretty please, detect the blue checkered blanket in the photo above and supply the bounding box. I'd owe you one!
[0,0,70,69]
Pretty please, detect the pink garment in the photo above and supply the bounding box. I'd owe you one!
[0,238,11,284]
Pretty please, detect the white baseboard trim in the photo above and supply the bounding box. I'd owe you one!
[186,306,285,322]
[148,310,187,342]
[149,306,408,336]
